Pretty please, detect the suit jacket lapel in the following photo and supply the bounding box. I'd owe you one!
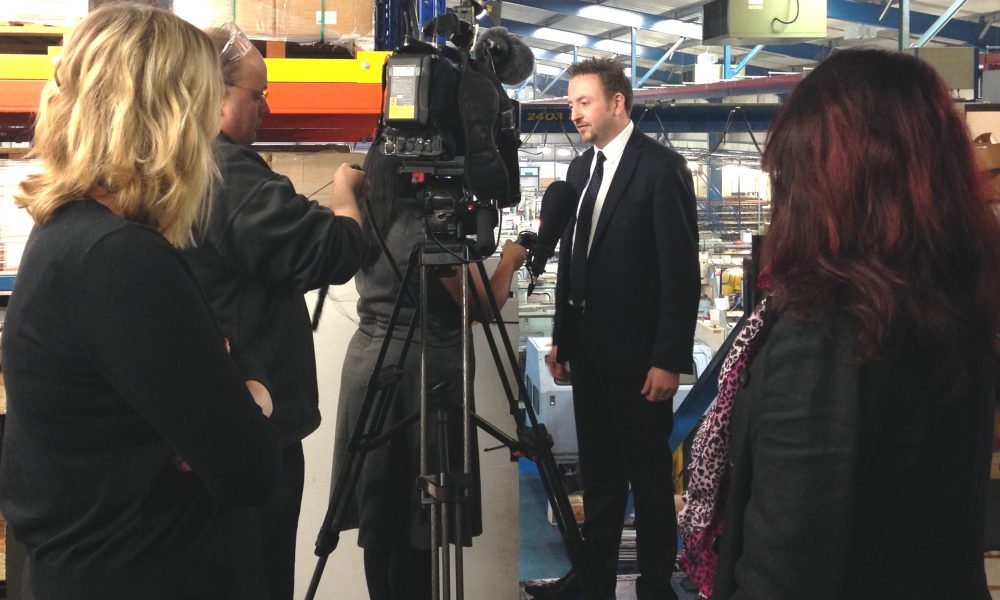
[591,128,643,252]
[570,148,593,201]
[562,148,594,253]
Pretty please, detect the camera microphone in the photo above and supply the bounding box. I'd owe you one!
[473,27,535,85]
[521,180,579,294]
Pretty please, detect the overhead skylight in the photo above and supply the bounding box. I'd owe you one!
[652,19,703,40]
[579,6,644,28]
[532,27,589,46]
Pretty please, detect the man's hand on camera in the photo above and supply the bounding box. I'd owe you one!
[330,163,365,226]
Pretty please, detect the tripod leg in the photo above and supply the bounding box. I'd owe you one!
[438,409,452,600]
[467,260,603,600]
[306,248,423,600]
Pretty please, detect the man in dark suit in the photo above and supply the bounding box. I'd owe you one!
[533,58,700,600]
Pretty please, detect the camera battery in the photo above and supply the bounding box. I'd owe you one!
[385,54,434,127]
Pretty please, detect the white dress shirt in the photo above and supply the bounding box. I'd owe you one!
[573,120,634,256]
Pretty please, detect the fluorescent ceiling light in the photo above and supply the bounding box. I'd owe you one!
[594,39,633,54]
[579,6,643,28]
[652,19,702,40]
[533,27,588,46]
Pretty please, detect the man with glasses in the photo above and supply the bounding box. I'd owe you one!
[182,24,366,600]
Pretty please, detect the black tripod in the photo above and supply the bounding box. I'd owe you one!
[305,238,601,600]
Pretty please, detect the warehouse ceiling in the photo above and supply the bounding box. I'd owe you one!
[475,0,999,98]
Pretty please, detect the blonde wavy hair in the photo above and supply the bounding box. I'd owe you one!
[17,3,223,247]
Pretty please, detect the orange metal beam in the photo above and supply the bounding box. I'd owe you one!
[0,80,46,112]
[0,79,383,143]
[0,80,381,116]
[265,81,381,115]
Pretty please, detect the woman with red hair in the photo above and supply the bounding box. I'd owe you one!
[709,49,1000,599]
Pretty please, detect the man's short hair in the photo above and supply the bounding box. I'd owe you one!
[567,58,632,112]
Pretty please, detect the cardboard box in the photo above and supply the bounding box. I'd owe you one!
[173,0,275,37]
[265,150,363,206]
[274,0,374,44]
[967,107,1000,203]
[973,133,1000,203]
[0,0,88,26]
[547,492,584,525]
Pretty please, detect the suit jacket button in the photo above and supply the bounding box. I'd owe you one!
[738,369,750,387]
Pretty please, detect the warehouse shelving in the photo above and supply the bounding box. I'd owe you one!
[0,26,391,143]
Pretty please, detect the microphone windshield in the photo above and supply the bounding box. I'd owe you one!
[474,27,535,85]
[537,180,579,249]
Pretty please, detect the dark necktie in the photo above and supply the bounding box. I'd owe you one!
[570,151,606,306]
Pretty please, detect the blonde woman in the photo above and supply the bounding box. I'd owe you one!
[0,5,280,599]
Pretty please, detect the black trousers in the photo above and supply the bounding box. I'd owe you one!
[363,541,432,600]
[259,441,305,600]
[569,311,679,600]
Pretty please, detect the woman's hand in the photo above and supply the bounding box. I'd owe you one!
[501,239,528,270]
[246,379,273,417]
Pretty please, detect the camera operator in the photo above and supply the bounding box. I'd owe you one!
[332,145,526,600]
[181,24,366,600]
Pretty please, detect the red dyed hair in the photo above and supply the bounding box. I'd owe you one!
[762,49,1000,365]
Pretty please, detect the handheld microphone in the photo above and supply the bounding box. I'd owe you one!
[472,27,535,85]
[520,180,579,294]
[475,207,499,258]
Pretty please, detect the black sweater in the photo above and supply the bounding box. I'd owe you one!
[713,314,993,599]
[183,134,364,443]
[0,199,281,600]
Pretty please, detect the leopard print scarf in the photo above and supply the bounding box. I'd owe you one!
[678,299,770,598]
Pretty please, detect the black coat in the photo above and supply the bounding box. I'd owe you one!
[0,200,281,600]
[183,134,364,443]
[713,314,993,600]
[552,127,700,374]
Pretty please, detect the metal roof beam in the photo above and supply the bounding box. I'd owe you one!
[659,0,715,21]
[504,0,703,39]
[911,0,968,47]
[638,38,686,87]
[504,0,827,63]
[524,47,674,87]
[827,0,1000,46]
[505,20,699,69]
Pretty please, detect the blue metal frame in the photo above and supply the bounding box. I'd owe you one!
[507,0,830,63]
[540,65,570,95]
[506,0,693,35]
[375,0,406,50]
[723,45,765,79]
[502,20,773,77]
[510,0,1000,50]
[518,104,779,135]
[416,0,447,33]
[912,0,968,47]
[827,0,1000,47]
[528,68,801,100]
[630,27,638,89]
[900,0,911,49]
[529,47,671,86]
[637,40,682,87]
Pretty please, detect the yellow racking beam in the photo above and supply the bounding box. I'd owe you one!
[0,54,55,80]
[265,51,390,84]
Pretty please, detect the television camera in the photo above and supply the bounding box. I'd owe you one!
[378,10,533,256]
